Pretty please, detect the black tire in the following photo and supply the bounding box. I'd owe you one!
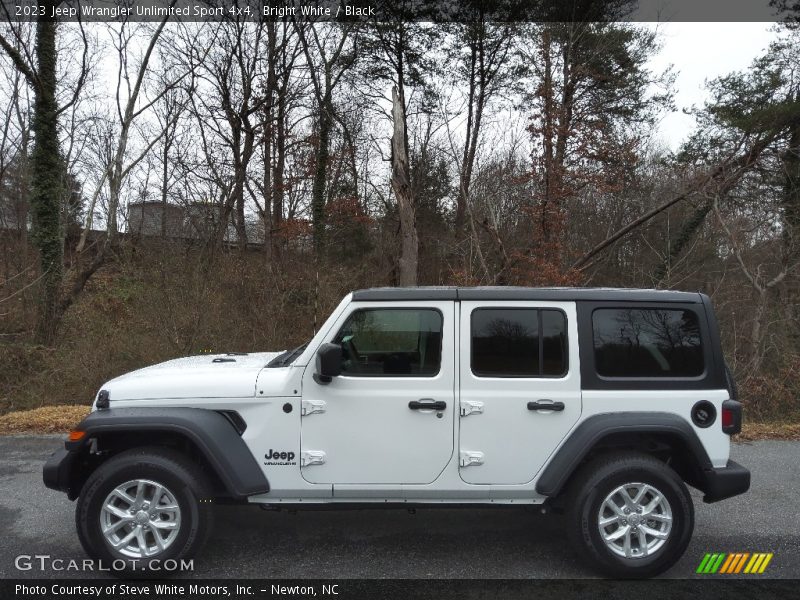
[75,446,213,576]
[564,452,694,578]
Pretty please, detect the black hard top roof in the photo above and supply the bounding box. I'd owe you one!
[351,286,704,303]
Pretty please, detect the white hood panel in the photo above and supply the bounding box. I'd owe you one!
[101,352,284,400]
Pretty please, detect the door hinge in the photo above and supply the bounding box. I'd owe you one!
[301,400,326,416]
[460,400,484,417]
[459,451,485,467]
[300,450,326,467]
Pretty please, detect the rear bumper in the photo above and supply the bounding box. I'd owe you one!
[43,446,78,499]
[701,459,750,503]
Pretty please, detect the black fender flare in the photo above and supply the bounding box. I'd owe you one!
[535,412,713,497]
[52,407,269,498]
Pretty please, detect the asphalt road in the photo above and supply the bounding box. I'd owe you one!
[0,436,798,580]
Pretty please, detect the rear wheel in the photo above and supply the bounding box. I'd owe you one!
[565,452,694,578]
[76,447,213,574]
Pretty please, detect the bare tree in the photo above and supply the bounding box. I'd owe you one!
[451,19,517,237]
[254,19,301,258]
[185,19,267,250]
[390,85,417,286]
[713,196,798,373]
[0,6,91,343]
[295,21,356,253]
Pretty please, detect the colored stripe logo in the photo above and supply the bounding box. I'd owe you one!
[696,552,773,574]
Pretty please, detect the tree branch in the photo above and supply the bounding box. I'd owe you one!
[572,129,782,270]
[0,31,37,87]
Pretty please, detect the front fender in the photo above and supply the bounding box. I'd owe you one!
[44,407,269,499]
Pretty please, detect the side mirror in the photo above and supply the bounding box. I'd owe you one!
[314,342,342,384]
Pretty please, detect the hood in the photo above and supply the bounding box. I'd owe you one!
[101,352,284,401]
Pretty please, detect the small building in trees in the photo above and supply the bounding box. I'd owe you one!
[128,201,185,237]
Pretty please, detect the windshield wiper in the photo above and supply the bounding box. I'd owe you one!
[267,342,308,367]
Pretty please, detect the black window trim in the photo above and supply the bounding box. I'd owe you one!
[332,306,445,379]
[469,306,569,379]
[578,300,722,391]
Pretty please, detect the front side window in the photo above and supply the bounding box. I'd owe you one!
[592,308,704,378]
[333,309,442,377]
[471,308,568,377]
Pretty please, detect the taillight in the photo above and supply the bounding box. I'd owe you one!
[721,399,742,435]
[721,409,733,428]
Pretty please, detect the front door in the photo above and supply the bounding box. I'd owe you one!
[300,301,455,485]
[458,301,582,484]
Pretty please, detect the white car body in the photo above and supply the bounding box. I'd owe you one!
[98,292,732,505]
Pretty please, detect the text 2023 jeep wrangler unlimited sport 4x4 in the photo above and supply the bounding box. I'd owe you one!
[44,287,749,577]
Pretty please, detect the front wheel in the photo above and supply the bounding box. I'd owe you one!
[565,452,694,578]
[76,447,213,574]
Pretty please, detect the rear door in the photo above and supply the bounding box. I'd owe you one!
[458,301,581,484]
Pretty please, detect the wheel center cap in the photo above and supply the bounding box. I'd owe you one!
[135,510,149,524]
[628,513,641,526]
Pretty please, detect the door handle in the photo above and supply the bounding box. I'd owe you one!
[409,399,447,411]
[527,400,565,412]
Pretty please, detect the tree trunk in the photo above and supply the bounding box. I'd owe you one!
[455,45,476,236]
[750,288,769,374]
[654,200,712,284]
[457,51,486,241]
[391,85,418,286]
[15,129,30,246]
[161,134,170,238]
[784,104,800,260]
[273,95,286,256]
[231,126,256,251]
[272,39,290,258]
[263,111,273,257]
[311,92,332,254]
[574,127,785,270]
[263,23,276,258]
[31,8,64,345]
[540,29,556,241]
[107,127,129,241]
[234,178,248,249]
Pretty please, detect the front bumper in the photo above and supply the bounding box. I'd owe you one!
[43,446,79,499]
[702,459,750,503]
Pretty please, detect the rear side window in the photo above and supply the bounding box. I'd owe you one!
[471,308,568,377]
[592,308,704,378]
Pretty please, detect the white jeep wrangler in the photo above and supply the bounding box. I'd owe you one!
[44,287,749,578]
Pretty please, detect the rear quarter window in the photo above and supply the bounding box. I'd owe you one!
[592,308,704,378]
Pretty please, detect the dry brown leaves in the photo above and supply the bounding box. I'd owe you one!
[736,422,800,441]
[0,405,90,434]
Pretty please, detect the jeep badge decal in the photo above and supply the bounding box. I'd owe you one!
[264,449,297,466]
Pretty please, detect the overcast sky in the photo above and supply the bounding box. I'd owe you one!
[646,22,778,150]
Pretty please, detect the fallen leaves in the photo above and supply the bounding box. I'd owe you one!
[0,405,90,434]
